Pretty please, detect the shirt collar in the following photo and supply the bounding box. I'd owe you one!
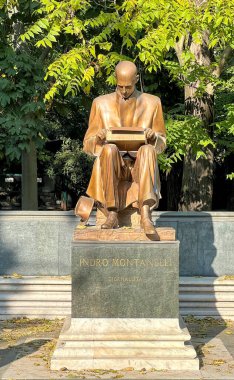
[115,88,139,102]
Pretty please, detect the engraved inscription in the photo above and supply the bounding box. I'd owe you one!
[79,257,172,267]
[80,258,109,267]
[108,276,143,283]
[72,242,179,318]
[112,258,172,267]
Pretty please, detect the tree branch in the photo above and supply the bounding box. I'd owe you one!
[174,35,185,66]
[39,47,50,62]
[213,46,233,78]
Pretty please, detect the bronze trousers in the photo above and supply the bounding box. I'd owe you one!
[87,143,160,211]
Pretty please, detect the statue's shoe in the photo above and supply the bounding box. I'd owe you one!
[140,204,156,235]
[140,217,156,235]
[101,211,118,229]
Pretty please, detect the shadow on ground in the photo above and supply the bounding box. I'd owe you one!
[0,339,49,368]
[185,316,234,375]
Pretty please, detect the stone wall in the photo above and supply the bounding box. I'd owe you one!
[0,211,233,276]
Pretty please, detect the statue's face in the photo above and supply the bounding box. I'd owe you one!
[116,74,137,99]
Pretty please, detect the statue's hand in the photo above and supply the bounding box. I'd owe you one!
[145,128,156,142]
[96,129,106,142]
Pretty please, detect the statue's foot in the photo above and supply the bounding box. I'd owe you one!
[140,205,155,235]
[140,218,155,235]
[101,211,118,229]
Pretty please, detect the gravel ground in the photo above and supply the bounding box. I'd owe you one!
[1,316,234,379]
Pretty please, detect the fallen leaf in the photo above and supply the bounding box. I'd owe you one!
[212,359,226,366]
[220,275,234,280]
[60,367,68,371]
[11,272,23,279]
[76,224,87,229]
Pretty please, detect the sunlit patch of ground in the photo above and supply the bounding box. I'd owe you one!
[1,316,234,379]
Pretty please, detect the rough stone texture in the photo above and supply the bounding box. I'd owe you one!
[155,212,234,276]
[72,241,179,318]
[0,211,76,275]
[0,211,234,276]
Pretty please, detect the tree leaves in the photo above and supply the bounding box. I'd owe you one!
[0,17,47,161]
[1,0,233,179]
[158,110,215,173]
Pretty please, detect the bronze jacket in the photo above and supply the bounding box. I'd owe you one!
[83,90,166,156]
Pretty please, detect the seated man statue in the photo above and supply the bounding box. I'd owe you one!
[83,60,166,235]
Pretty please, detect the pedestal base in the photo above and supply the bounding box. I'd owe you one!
[51,317,199,371]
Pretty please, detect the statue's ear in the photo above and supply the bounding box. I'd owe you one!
[135,74,139,84]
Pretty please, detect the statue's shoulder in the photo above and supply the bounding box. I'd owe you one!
[92,92,116,106]
[139,92,161,105]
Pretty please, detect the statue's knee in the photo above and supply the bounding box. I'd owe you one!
[138,144,155,154]
[101,143,118,157]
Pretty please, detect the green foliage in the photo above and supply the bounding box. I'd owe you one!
[214,63,234,178]
[159,108,215,172]
[1,0,233,194]
[227,173,234,180]
[0,49,46,160]
[0,0,47,160]
[21,0,233,99]
[46,138,94,196]
[45,46,96,100]
[20,0,95,99]
[43,95,91,141]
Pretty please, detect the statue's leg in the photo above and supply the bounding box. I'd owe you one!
[133,145,158,208]
[99,144,125,229]
[132,145,158,234]
[99,144,124,209]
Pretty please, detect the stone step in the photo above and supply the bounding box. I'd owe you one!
[1,276,234,319]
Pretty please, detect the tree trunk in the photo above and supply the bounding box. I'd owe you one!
[179,83,214,210]
[167,160,183,211]
[179,145,213,211]
[179,39,214,211]
[21,141,38,210]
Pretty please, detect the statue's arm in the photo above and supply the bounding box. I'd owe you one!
[83,99,104,156]
[151,98,167,154]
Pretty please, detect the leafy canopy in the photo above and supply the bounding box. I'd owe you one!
[0,0,47,160]
[20,0,234,97]
[1,0,233,175]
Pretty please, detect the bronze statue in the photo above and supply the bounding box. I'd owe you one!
[82,61,166,235]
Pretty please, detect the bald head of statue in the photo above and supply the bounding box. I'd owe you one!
[115,61,139,99]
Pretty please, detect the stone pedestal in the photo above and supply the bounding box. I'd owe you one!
[51,237,199,371]
[51,317,198,371]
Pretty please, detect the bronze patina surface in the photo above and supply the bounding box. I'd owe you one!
[78,61,167,235]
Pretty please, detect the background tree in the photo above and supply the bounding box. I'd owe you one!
[0,0,48,209]
[0,0,94,209]
[88,0,233,210]
[21,0,233,211]
[1,0,233,210]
